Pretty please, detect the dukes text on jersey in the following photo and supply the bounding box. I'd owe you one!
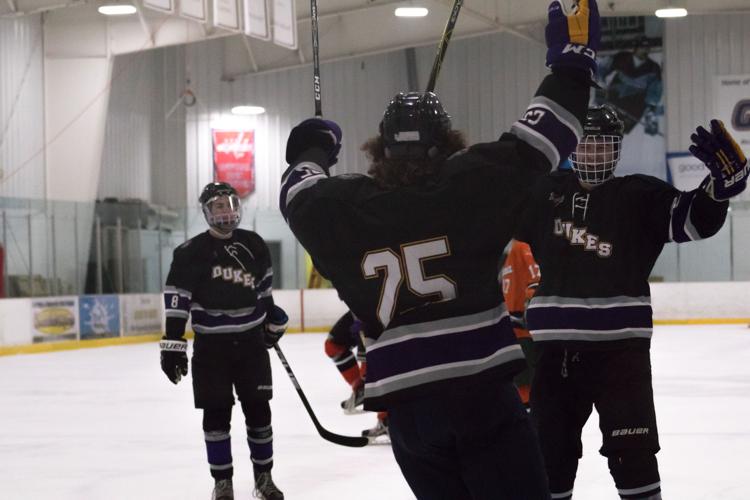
[553,218,613,257]
[211,265,256,287]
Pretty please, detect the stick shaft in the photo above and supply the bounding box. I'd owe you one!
[425,0,463,93]
[311,0,322,116]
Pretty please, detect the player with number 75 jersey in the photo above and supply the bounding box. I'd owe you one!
[280,7,598,500]
[281,0,599,496]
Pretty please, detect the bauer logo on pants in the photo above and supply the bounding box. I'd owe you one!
[611,427,650,437]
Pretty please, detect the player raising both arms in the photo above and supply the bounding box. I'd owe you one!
[517,108,749,500]
[280,1,601,497]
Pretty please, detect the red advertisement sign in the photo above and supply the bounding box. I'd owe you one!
[212,129,255,197]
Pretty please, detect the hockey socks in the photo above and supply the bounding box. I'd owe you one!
[205,430,233,480]
[248,424,274,475]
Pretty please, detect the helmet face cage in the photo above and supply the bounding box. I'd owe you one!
[202,193,242,233]
[570,135,622,185]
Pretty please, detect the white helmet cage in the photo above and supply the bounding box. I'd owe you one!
[570,135,622,185]
[202,193,242,233]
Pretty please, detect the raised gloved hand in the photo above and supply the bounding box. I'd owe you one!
[159,337,188,384]
[690,119,749,201]
[545,0,601,77]
[264,304,289,348]
[285,118,342,167]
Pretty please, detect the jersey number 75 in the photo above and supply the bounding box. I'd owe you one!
[361,236,457,328]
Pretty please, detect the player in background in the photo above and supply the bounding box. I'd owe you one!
[326,311,367,411]
[280,1,600,497]
[516,107,749,500]
[159,182,287,500]
[501,240,540,407]
[325,311,389,442]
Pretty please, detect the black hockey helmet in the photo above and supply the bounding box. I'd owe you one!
[582,104,625,138]
[570,105,625,186]
[380,92,452,160]
[199,182,241,234]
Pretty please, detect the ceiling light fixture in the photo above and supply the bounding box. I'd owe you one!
[98,4,137,15]
[655,7,688,18]
[231,106,266,115]
[395,7,428,18]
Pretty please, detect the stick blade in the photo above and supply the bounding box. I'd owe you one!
[320,429,370,447]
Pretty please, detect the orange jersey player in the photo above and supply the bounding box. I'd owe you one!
[501,240,540,406]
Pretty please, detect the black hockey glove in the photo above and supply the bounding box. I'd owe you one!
[159,337,188,384]
[690,119,749,201]
[285,118,342,167]
[264,305,289,348]
[545,0,600,79]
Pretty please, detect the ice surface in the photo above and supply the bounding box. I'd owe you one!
[1,325,748,499]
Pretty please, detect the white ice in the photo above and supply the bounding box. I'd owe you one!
[1,325,749,499]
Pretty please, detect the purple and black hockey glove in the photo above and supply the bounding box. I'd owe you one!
[690,119,749,201]
[159,337,188,384]
[545,0,601,77]
[264,305,289,348]
[285,118,342,167]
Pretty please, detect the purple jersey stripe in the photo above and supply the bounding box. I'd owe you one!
[191,309,266,328]
[527,304,653,331]
[365,318,517,383]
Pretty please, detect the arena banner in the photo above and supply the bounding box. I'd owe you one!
[594,16,666,179]
[212,129,256,198]
[79,295,121,340]
[715,74,750,148]
[31,296,79,343]
[121,294,163,337]
[666,152,709,191]
[714,75,750,202]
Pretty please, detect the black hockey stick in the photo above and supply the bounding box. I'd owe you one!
[425,0,463,92]
[273,344,370,447]
[310,0,322,116]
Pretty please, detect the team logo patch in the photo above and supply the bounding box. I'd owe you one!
[553,218,613,257]
[211,265,256,287]
[548,192,565,207]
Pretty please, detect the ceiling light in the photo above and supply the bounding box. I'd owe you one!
[231,106,266,115]
[98,4,137,15]
[395,7,428,18]
[655,8,688,18]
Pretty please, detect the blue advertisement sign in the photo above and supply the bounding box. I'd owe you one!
[79,295,121,339]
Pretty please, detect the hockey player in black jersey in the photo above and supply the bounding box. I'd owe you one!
[516,107,750,500]
[159,182,287,500]
[280,2,601,497]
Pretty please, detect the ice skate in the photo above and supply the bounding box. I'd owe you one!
[361,417,390,445]
[253,471,284,500]
[340,385,365,414]
[211,478,233,500]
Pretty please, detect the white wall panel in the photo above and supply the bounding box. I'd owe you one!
[414,32,546,145]
[0,15,45,200]
[99,53,155,201]
[665,13,750,152]
[99,48,187,208]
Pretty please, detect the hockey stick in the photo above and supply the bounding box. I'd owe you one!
[425,0,464,93]
[273,344,370,447]
[310,0,322,116]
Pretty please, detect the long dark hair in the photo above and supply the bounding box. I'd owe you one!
[361,130,467,189]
